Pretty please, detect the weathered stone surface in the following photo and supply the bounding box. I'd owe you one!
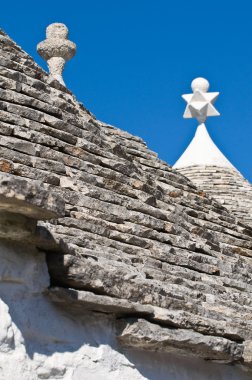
[0,211,37,241]
[243,340,252,365]
[1,27,252,374]
[117,318,243,362]
[0,172,64,219]
[37,23,76,85]
[150,306,249,342]
[177,165,252,228]
[49,287,154,316]
[1,240,250,380]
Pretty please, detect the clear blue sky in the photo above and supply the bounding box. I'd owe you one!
[2,0,252,180]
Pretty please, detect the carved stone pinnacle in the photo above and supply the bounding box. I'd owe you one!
[37,23,76,86]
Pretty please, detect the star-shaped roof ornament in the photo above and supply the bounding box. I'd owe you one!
[182,78,220,123]
[173,77,234,170]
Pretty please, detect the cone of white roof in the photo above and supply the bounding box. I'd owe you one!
[173,77,235,169]
[173,123,234,169]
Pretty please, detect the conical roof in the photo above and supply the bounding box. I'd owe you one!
[2,27,252,374]
[177,164,252,228]
[173,123,234,169]
[173,124,252,227]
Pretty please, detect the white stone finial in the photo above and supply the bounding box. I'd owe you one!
[182,77,219,124]
[191,77,209,93]
[37,23,76,86]
[174,78,234,169]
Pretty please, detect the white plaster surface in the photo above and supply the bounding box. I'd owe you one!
[0,240,250,380]
[173,123,235,169]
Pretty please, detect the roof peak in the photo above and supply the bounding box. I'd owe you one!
[173,123,235,169]
[174,77,236,170]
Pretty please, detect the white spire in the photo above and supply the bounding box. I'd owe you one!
[173,123,234,169]
[173,77,234,169]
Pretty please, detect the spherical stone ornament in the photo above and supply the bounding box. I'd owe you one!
[46,23,68,40]
[37,23,76,86]
[191,77,210,93]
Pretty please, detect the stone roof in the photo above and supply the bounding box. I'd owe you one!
[2,28,252,370]
[174,77,252,228]
[177,165,252,228]
[173,123,252,228]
